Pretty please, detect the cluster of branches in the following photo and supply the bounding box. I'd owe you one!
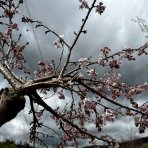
[0,0,148,147]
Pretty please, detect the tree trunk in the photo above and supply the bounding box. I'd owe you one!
[0,88,25,127]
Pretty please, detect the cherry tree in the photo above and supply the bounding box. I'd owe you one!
[0,0,148,147]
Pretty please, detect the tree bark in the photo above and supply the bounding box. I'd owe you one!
[0,88,25,127]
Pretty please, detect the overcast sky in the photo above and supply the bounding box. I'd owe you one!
[0,0,148,146]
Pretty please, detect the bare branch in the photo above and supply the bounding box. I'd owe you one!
[59,0,97,78]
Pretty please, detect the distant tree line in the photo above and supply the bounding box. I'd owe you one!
[0,139,33,148]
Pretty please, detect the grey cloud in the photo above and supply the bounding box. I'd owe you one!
[0,0,148,146]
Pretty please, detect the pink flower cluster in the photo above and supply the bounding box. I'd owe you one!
[10,44,29,71]
[78,58,89,68]
[127,82,148,98]
[108,59,122,69]
[83,98,97,110]
[98,47,111,67]
[53,35,64,48]
[61,128,86,146]
[108,139,119,148]
[100,47,111,55]
[22,16,33,23]
[134,115,148,133]
[98,57,106,66]
[139,103,148,114]
[103,73,122,86]
[4,23,18,38]
[12,45,23,59]
[98,57,122,69]
[80,98,97,111]
[99,72,148,102]
[120,50,135,61]
[4,9,14,18]
[87,68,97,79]
[95,115,104,131]
[96,2,106,15]
[98,45,148,69]
[103,109,116,122]
[51,114,89,146]
[137,43,148,56]
[101,73,122,100]
[34,61,54,78]
[79,0,89,9]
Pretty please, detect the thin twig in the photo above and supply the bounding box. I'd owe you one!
[59,0,97,78]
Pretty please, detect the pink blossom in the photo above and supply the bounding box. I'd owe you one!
[78,58,89,68]
[108,59,122,69]
[87,68,97,77]
[22,16,33,23]
[98,57,105,66]
[120,51,135,60]
[83,98,97,110]
[35,61,54,78]
[96,2,106,15]
[108,139,119,148]
[95,115,104,131]
[134,116,148,133]
[79,0,89,9]
[53,35,64,48]
[100,47,111,55]
[104,109,116,122]
[137,43,148,55]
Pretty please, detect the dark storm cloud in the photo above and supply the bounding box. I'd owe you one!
[18,0,148,76]
[0,0,148,146]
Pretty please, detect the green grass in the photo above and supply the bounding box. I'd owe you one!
[139,143,148,148]
[0,143,17,148]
